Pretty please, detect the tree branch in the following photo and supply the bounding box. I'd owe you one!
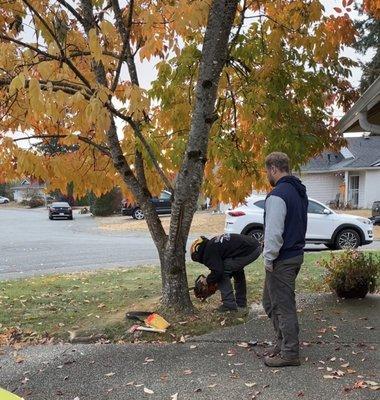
[111,0,139,86]
[13,134,111,156]
[111,0,134,92]
[55,0,86,26]
[22,0,94,90]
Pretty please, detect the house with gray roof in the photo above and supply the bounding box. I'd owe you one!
[299,136,380,208]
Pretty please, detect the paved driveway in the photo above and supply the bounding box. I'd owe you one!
[0,208,379,280]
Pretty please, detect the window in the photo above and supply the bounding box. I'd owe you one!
[308,200,326,215]
[159,191,171,200]
[254,200,265,209]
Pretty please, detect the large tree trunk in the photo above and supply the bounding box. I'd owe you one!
[80,0,238,312]
[161,0,239,311]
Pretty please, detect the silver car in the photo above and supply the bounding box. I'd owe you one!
[0,196,10,204]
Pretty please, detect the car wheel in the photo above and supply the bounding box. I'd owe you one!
[68,216,73,220]
[132,208,145,220]
[49,216,53,220]
[4,200,9,204]
[246,228,264,245]
[335,229,361,250]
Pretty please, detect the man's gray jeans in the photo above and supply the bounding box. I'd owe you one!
[218,247,262,309]
[262,254,303,359]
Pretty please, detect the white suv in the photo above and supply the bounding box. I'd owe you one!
[225,195,374,250]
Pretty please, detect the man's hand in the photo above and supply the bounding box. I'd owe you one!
[194,275,218,301]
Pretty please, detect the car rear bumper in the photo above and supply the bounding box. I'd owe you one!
[50,212,72,217]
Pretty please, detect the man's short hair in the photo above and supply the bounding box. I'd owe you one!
[265,152,290,173]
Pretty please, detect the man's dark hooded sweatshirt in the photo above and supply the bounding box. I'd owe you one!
[263,176,308,270]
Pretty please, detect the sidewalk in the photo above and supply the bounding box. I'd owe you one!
[1,293,379,400]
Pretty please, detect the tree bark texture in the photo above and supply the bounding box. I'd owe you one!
[161,0,239,311]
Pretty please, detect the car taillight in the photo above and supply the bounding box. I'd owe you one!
[228,211,246,217]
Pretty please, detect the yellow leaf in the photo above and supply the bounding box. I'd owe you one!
[48,42,60,56]
[89,28,102,62]
[37,62,52,80]
[9,73,25,95]
[100,20,115,37]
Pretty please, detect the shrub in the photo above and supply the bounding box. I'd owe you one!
[90,188,122,216]
[28,196,45,208]
[320,250,379,298]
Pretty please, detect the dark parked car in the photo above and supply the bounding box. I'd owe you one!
[122,190,172,220]
[371,201,380,225]
[49,202,73,220]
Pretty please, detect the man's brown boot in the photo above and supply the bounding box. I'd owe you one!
[264,354,300,367]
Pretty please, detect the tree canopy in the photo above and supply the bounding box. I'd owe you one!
[354,0,380,93]
[0,0,359,204]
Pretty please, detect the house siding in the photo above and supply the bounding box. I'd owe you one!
[298,173,342,204]
[364,170,380,208]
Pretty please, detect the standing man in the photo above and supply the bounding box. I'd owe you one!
[262,152,308,367]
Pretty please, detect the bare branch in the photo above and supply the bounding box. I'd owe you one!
[13,134,111,156]
[55,0,86,26]
[111,0,139,86]
[111,0,134,92]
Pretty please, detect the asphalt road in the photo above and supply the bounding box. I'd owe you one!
[0,208,379,280]
[0,208,162,280]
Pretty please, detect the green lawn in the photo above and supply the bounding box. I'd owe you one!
[0,251,377,344]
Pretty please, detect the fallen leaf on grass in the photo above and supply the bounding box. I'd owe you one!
[220,319,226,326]
[179,336,186,343]
[171,394,178,400]
[237,342,249,348]
[190,345,197,349]
[104,372,115,377]
[126,381,134,386]
[365,326,374,330]
[208,384,217,388]
[244,382,257,387]
[144,387,154,394]
[183,369,192,375]
[341,363,350,368]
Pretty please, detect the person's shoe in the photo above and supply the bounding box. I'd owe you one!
[264,354,300,367]
[215,304,238,313]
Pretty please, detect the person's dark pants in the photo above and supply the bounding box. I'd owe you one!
[218,246,262,309]
[262,255,303,359]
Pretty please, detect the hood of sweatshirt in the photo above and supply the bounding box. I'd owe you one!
[276,175,307,198]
